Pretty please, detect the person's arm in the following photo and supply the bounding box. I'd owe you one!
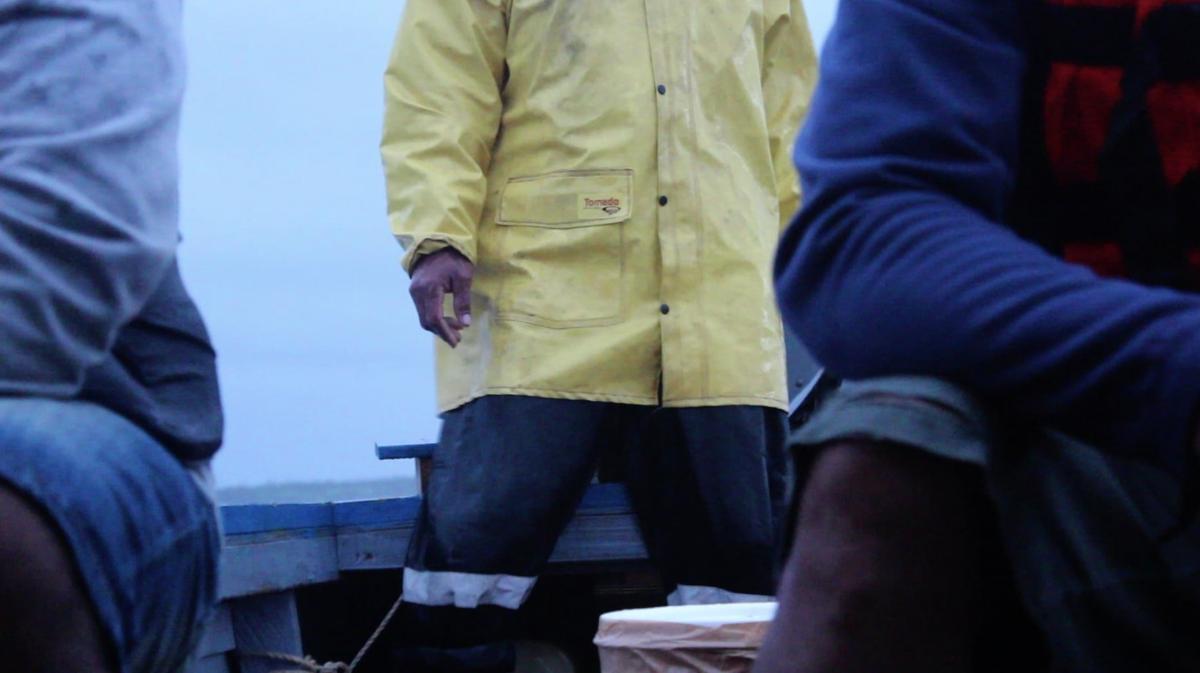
[381,0,508,274]
[381,0,507,346]
[0,1,184,395]
[775,0,1200,461]
[762,0,819,231]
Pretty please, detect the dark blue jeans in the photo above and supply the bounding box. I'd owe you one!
[0,398,220,673]
[395,395,788,672]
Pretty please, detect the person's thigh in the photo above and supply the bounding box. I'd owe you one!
[757,376,1045,673]
[624,405,787,602]
[761,440,993,673]
[0,398,219,673]
[405,395,612,608]
[0,482,117,673]
[395,396,617,671]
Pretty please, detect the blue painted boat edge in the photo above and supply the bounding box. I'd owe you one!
[329,483,633,530]
[332,496,423,528]
[220,483,634,535]
[375,443,437,460]
[221,502,335,536]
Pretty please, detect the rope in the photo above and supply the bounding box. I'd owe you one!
[241,651,347,673]
[244,590,406,673]
[348,589,405,671]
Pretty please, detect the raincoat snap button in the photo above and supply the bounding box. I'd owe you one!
[660,304,671,315]
[658,196,669,206]
[657,84,667,95]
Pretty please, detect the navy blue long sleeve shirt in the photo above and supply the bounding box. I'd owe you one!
[775,0,1200,461]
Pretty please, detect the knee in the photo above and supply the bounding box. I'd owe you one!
[0,486,76,605]
[0,485,116,672]
[789,441,984,600]
[800,440,980,540]
[765,440,984,673]
[795,439,986,578]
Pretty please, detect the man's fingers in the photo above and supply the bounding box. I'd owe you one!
[412,283,442,337]
[424,285,460,347]
[434,314,460,347]
[411,284,433,332]
[451,271,473,328]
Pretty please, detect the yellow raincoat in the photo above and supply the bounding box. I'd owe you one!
[382,0,817,412]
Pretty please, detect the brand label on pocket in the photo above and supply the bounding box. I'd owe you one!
[578,194,628,220]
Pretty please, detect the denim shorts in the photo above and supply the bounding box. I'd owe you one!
[0,398,220,673]
[792,376,1200,672]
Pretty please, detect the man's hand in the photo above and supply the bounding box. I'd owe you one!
[409,248,474,348]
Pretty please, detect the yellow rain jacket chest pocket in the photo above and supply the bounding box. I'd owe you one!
[494,169,631,328]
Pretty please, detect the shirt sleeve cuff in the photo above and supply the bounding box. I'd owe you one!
[399,236,475,275]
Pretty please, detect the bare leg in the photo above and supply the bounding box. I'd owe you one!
[756,441,983,673]
[0,484,116,673]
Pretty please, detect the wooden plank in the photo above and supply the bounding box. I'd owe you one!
[375,443,437,461]
[334,484,645,571]
[336,512,647,572]
[221,502,334,536]
[336,525,413,571]
[230,591,305,673]
[219,532,339,598]
[330,484,630,530]
[216,484,644,589]
[333,496,422,529]
[549,511,647,563]
[194,604,235,657]
[187,653,231,673]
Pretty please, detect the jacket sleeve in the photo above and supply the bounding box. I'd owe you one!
[762,0,819,231]
[381,0,509,274]
[774,0,1200,463]
[0,1,183,396]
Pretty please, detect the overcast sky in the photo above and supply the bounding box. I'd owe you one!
[180,1,840,487]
